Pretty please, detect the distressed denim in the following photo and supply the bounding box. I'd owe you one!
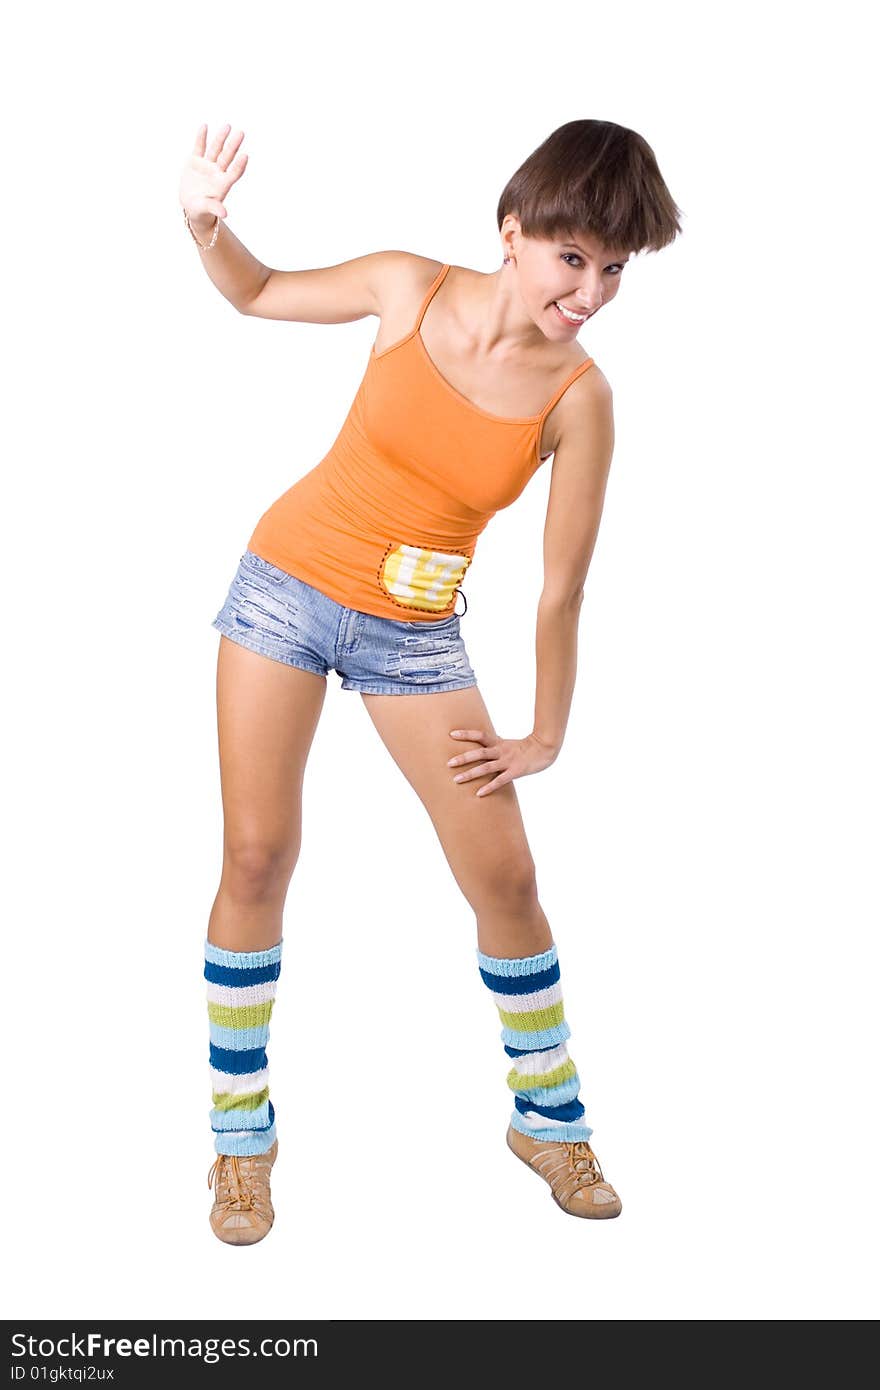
[211,550,478,695]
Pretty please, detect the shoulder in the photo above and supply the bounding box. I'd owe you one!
[552,360,614,449]
[371,251,447,317]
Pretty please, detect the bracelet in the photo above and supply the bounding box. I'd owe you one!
[183,207,220,251]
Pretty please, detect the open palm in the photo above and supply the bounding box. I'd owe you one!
[179,123,249,225]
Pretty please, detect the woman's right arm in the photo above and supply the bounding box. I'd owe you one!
[179,123,410,323]
[184,215,273,312]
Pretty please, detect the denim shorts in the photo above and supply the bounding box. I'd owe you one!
[211,550,479,696]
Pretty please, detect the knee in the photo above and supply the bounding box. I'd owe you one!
[221,839,296,904]
[479,858,540,915]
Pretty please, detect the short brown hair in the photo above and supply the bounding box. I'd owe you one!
[496,119,683,257]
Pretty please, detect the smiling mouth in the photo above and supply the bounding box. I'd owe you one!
[552,301,591,323]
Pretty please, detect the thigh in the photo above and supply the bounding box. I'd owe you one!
[359,685,536,907]
[216,634,327,864]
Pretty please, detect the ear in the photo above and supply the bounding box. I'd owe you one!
[500,212,522,255]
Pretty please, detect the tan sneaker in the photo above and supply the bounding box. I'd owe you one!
[207,1140,278,1245]
[506,1125,622,1219]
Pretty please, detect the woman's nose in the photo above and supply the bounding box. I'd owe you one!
[575,283,603,313]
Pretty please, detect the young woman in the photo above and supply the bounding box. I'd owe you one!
[179,118,682,1244]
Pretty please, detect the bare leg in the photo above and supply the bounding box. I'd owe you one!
[358,685,550,957]
[357,684,622,1219]
[209,635,328,952]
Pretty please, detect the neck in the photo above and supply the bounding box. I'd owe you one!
[468,267,546,358]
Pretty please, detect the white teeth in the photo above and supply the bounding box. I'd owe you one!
[555,301,588,322]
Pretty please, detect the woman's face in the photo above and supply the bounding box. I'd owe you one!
[509,226,629,343]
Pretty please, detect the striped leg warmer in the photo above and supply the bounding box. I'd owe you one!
[205,938,282,1157]
[477,942,593,1144]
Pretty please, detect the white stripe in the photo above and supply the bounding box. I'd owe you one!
[388,544,467,603]
[398,547,418,596]
[492,982,563,1015]
[205,980,277,1008]
[425,555,455,603]
[209,1066,269,1096]
[508,1043,570,1077]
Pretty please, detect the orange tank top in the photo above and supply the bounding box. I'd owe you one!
[246,262,595,622]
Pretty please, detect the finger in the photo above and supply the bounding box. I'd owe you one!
[453,761,497,783]
[207,122,231,162]
[193,123,208,157]
[218,128,245,174]
[476,774,511,798]
[223,152,248,191]
[450,729,486,743]
[449,748,495,767]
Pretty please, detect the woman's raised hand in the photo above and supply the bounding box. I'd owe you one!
[179,123,248,234]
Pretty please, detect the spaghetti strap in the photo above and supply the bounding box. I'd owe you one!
[413,263,451,333]
[538,357,596,419]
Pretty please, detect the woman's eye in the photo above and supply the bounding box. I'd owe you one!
[561,252,623,274]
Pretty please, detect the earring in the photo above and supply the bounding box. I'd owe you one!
[503,255,511,265]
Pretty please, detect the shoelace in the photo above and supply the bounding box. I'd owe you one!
[207,1153,256,1212]
[566,1141,605,1187]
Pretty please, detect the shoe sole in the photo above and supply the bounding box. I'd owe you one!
[506,1129,623,1220]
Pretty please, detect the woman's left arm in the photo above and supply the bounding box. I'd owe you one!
[532,368,615,754]
[447,369,615,796]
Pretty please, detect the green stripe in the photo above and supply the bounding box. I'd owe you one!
[211,1086,270,1113]
[497,1000,565,1033]
[207,1000,274,1030]
[506,1058,576,1093]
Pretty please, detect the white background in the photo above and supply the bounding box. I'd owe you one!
[4,0,877,1322]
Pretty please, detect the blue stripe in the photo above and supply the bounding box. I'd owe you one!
[478,961,560,996]
[204,940,282,970]
[514,1095,586,1122]
[509,1111,593,1145]
[476,944,557,978]
[204,959,281,987]
[210,1099,271,1132]
[502,1020,571,1051]
[212,1100,276,1135]
[504,1042,549,1058]
[209,1044,268,1075]
[214,1121,277,1158]
[513,1075,582,1107]
[209,1022,272,1051]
